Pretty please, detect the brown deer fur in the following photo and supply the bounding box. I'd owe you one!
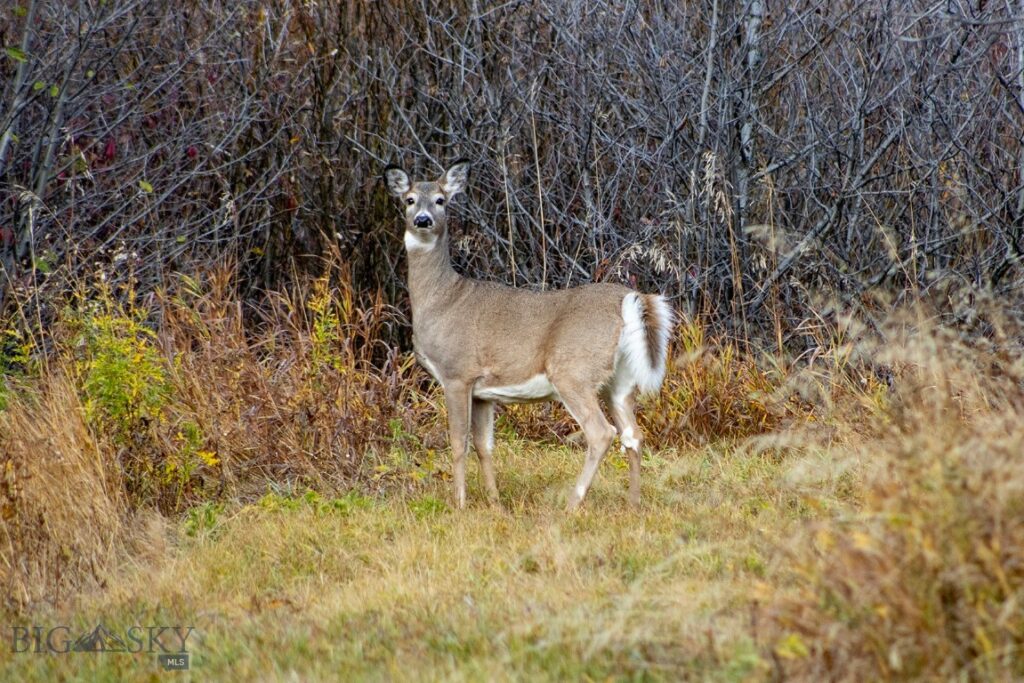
[385,160,673,510]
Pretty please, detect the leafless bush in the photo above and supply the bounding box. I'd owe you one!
[2,0,1023,348]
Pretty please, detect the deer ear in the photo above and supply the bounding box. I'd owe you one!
[441,160,470,197]
[383,166,410,197]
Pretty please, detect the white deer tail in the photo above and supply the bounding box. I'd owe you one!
[617,292,674,395]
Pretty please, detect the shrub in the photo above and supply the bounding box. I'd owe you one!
[643,323,785,446]
[0,324,35,411]
[61,282,178,506]
[72,295,170,443]
[155,262,441,498]
[768,317,1024,680]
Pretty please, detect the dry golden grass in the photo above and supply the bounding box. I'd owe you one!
[0,371,125,611]
[767,313,1024,680]
[1,270,1022,680]
[2,435,852,681]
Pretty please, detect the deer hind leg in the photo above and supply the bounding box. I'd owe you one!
[558,384,616,512]
[444,382,473,509]
[608,387,643,506]
[471,399,500,505]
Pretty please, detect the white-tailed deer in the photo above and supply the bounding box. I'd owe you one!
[384,160,673,510]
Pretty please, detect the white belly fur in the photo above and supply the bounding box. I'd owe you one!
[417,349,558,404]
[473,374,559,403]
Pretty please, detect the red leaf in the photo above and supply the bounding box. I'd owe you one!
[104,138,116,161]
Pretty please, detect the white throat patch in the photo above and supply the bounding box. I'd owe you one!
[404,230,437,251]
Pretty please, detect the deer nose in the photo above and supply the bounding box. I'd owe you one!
[414,213,433,228]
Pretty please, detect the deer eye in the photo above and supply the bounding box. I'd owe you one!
[405,197,415,206]
[435,197,445,206]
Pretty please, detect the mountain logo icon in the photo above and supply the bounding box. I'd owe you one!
[71,624,128,653]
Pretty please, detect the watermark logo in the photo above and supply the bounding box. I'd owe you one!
[10,623,194,671]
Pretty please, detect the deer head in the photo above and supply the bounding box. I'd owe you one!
[383,160,470,250]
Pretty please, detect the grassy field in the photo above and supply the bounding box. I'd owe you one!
[3,275,1022,680]
[1,432,855,682]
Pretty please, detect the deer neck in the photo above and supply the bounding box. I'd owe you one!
[405,230,460,320]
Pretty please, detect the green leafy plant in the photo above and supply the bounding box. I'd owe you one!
[0,326,35,411]
[62,282,174,505]
[165,419,219,503]
[75,305,169,444]
[257,488,372,515]
[307,275,344,374]
[183,501,224,537]
[408,495,448,519]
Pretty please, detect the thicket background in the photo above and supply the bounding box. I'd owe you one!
[3,3,1024,678]
[3,0,1022,344]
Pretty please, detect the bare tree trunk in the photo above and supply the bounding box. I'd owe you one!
[0,0,36,177]
[0,0,37,311]
[697,0,718,149]
[1017,0,1024,221]
[736,0,763,222]
[732,0,763,335]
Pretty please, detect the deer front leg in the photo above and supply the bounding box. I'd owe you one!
[471,399,500,505]
[444,382,473,509]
